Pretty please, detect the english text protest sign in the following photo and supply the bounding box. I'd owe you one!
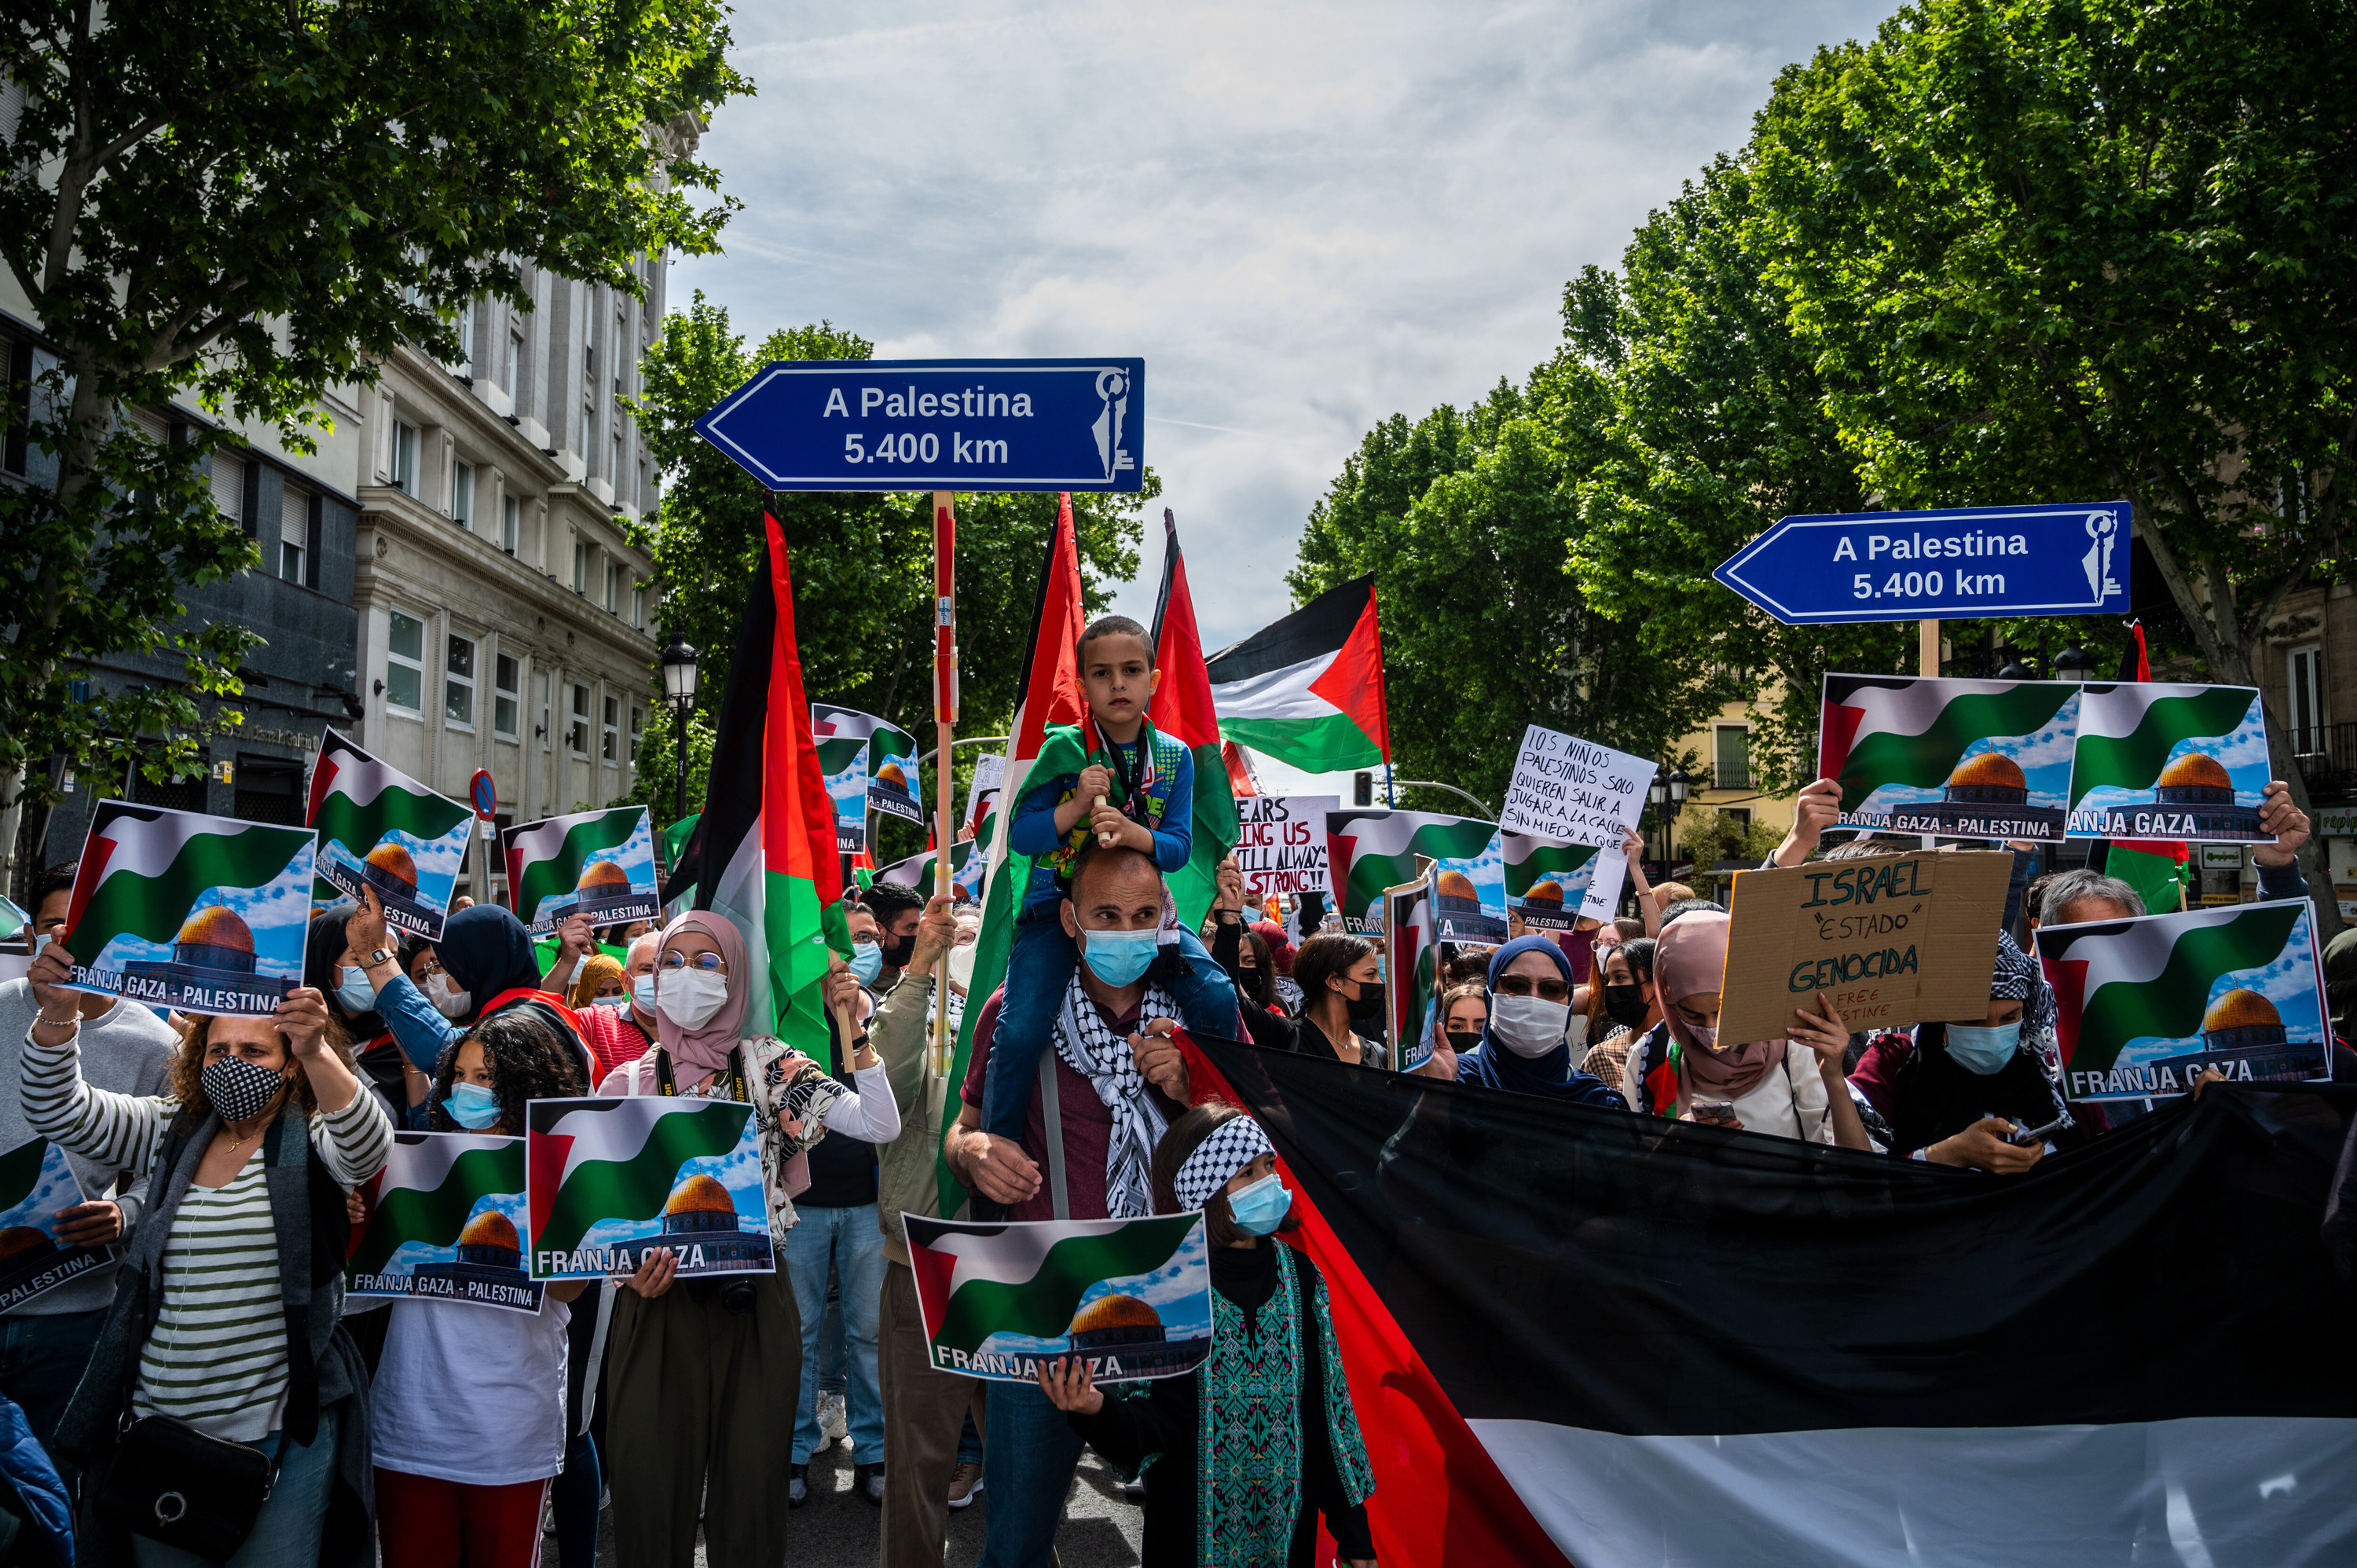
[1233,795,1340,897]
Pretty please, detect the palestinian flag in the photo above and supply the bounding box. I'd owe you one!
[874,837,981,901]
[904,1212,1208,1380]
[1187,1035,2357,1568]
[2094,628,2194,910]
[698,514,851,1047]
[2036,899,2328,1101]
[940,494,1095,1212]
[1149,509,1242,932]
[2067,683,2266,841]
[1205,574,1389,773]
[306,728,472,936]
[1818,674,2079,822]
[1384,870,1438,1072]
[501,806,657,933]
[1221,739,1260,797]
[525,1096,761,1277]
[1325,808,1497,933]
[812,705,923,833]
[1502,831,1600,932]
[346,1131,541,1313]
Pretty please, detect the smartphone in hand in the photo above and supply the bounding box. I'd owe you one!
[1691,1100,1740,1127]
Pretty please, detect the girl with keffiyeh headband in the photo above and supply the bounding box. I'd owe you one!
[1038,1105,1376,1568]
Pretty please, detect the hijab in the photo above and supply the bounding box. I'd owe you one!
[1654,912,1785,1105]
[434,905,544,1022]
[654,910,749,1082]
[1990,931,2074,1127]
[1464,936,1594,1100]
[570,953,627,1010]
[1252,920,1296,976]
[304,909,386,1041]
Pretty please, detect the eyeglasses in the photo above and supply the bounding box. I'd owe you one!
[658,951,728,975]
[1494,975,1571,1002]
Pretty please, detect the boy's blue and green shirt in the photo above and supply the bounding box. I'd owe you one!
[1008,721,1193,914]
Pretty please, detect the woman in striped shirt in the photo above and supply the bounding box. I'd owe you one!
[21,943,393,1568]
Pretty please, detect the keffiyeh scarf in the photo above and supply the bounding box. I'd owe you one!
[1173,1116,1274,1212]
[1053,971,1180,1218]
[1992,932,2076,1134]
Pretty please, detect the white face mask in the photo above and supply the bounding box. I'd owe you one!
[658,968,730,1031]
[1490,995,1574,1060]
[427,972,472,1019]
[630,973,658,1016]
[569,955,589,985]
[946,943,977,995]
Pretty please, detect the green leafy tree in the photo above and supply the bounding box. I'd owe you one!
[1750,0,2356,923]
[0,0,747,832]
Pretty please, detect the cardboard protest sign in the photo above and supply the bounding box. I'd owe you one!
[1820,676,2080,841]
[1578,844,1633,924]
[1719,849,2011,1044]
[526,1096,772,1280]
[0,1138,107,1311]
[58,802,314,1018]
[1502,832,1612,932]
[1325,810,1501,939]
[1233,795,1340,897]
[901,1213,1210,1385]
[307,728,474,939]
[2038,899,2330,1102]
[348,1131,543,1314]
[2066,684,2272,842]
[502,807,660,934]
[1497,724,1651,847]
[1385,859,1439,1073]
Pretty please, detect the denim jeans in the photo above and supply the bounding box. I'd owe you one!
[0,1308,106,1490]
[779,1203,883,1465]
[978,1378,1083,1568]
[131,1406,341,1568]
[978,916,1239,1141]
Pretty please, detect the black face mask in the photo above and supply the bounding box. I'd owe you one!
[1344,980,1385,1022]
[880,932,917,971]
[1604,983,1650,1029]
[1446,1028,1483,1056]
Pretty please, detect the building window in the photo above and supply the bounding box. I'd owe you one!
[453,299,475,374]
[567,683,589,755]
[501,494,519,553]
[504,329,520,393]
[211,450,245,520]
[536,671,552,750]
[445,632,476,729]
[494,654,520,738]
[1714,726,1750,792]
[393,422,420,496]
[606,563,621,614]
[584,301,596,379]
[387,610,425,714]
[2289,644,2324,755]
[610,430,622,485]
[279,485,308,582]
[451,460,473,527]
[602,694,620,764]
[629,705,643,763]
[573,537,588,594]
[632,585,645,630]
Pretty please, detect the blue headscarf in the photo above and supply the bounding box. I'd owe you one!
[1457,935,1622,1106]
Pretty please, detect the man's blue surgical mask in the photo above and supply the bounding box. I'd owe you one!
[1227,1172,1292,1236]
[446,1080,504,1130]
[1947,1020,2022,1076]
[848,941,885,986]
[335,965,378,1015]
[1080,927,1157,987]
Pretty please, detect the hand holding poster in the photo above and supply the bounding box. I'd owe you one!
[901,1212,1210,1384]
[2066,684,2273,842]
[1497,724,1651,847]
[526,1096,772,1280]
[308,728,475,939]
[1719,848,2011,1044]
[59,802,315,1017]
[501,807,660,934]
[0,1137,108,1311]
[2038,898,2330,1101]
[1819,676,2080,841]
[1233,795,1340,897]
[348,1131,543,1313]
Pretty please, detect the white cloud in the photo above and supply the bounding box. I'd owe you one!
[673,0,1908,648]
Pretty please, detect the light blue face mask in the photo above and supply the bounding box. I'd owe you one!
[445,1080,504,1130]
[1080,927,1158,987]
[1947,1020,2022,1075]
[848,941,885,986]
[1227,1172,1292,1236]
[335,965,377,1015]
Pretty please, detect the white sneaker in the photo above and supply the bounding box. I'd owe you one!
[947,1460,984,1509]
[818,1391,849,1448]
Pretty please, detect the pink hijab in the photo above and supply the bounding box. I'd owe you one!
[1653,912,1784,1107]
[654,910,749,1083]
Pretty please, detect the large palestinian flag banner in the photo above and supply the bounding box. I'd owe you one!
[0,1136,103,1311]
[60,802,314,1017]
[1501,831,1606,932]
[902,1213,1210,1384]
[1205,574,1390,774]
[306,727,472,938]
[2036,898,2330,1102]
[502,806,659,934]
[1187,1035,2357,1568]
[2066,683,2271,842]
[1149,509,1242,932]
[1819,675,2081,841]
[525,1097,769,1280]
[1325,808,1501,938]
[348,1131,541,1314]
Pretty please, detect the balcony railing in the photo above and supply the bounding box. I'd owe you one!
[2293,721,2357,801]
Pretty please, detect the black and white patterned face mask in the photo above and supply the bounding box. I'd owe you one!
[203,1053,290,1125]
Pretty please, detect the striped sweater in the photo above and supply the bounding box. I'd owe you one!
[21,1029,393,1440]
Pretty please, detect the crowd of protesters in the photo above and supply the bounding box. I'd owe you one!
[0,608,2334,1568]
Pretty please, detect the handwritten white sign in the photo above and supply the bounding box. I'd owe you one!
[1497,724,1653,848]
[1233,795,1340,896]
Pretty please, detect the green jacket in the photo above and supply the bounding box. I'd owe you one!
[871,966,955,1267]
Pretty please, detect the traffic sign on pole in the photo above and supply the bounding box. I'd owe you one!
[695,358,1144,493]
[469,769,497,820]
[1712,500,2130,625]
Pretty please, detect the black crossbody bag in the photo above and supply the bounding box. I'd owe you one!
[93,1408,282,1559]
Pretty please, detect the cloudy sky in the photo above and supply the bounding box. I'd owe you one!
[676,0,1902,658]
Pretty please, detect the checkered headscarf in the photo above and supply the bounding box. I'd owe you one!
[1173,1116,1275,1213]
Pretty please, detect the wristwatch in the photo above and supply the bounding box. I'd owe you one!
[364,946,396,969]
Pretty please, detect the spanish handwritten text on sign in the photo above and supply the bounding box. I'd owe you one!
[1233,795,1340,896]
[694,359,1145,493]
[1497,724,1651,848]
[1712,500,2131,625]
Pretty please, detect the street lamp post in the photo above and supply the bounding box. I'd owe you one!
[1666,765,1692,882]
[1648,768,1669,884]
[660,639,700,823]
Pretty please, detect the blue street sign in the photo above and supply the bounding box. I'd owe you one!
[1713,500,2131,624]
[469,768,497,820]
[694,358,1144,493]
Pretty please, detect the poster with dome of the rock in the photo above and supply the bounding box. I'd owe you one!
[347,1131,543,1313]
[1819,675,2081,841]
[308,728,472,939]
[524,1097,772,1280]
[2037,899,2330,1101]
[501,806,661,934]
[56,801,315,1017]
[2065,683,2273,842]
